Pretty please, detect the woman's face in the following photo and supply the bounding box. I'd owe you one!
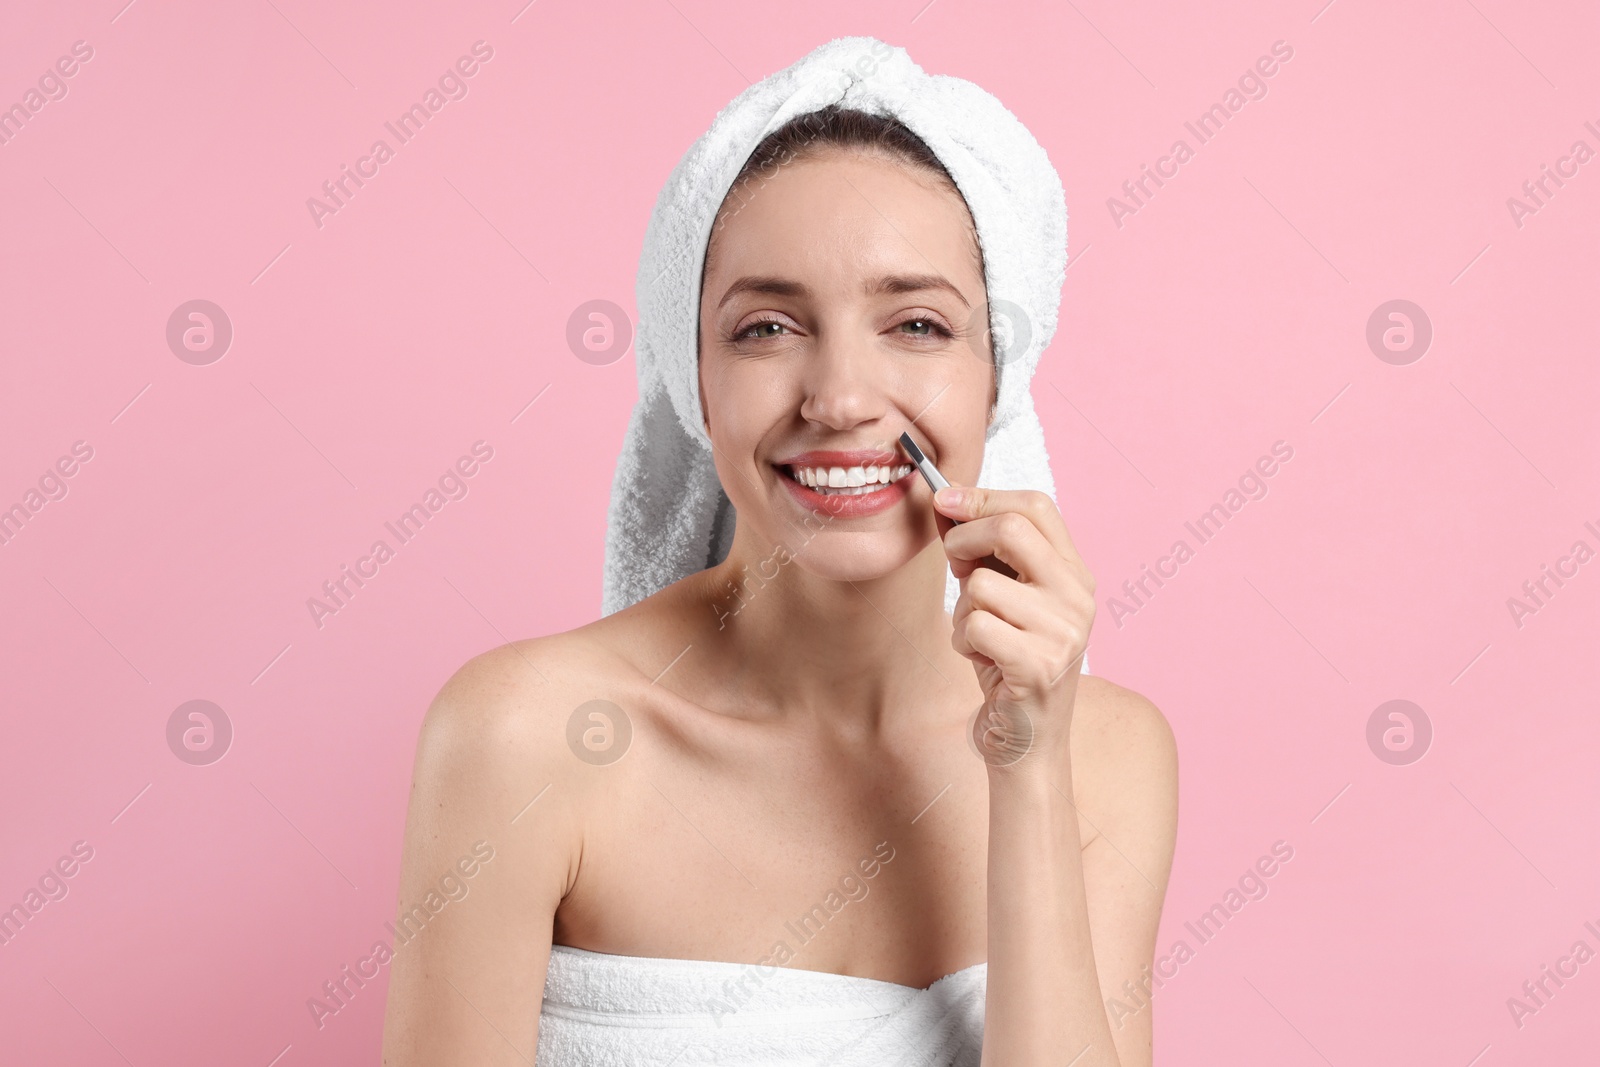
[698,147,994,583]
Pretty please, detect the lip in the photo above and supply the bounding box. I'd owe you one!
[771,447,917,520]
[773,449,904,467]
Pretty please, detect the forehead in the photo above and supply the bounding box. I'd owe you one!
[703,150,983,294]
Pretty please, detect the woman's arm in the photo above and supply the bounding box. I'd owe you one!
[381,643,580,1067]
[984,681,1178,1067]
[934,486,1179,1067]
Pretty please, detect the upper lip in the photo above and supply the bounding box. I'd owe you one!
[773,449,907,468]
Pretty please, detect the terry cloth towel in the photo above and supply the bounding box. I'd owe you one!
[603,35,1083,670]
[534,943,987,1066]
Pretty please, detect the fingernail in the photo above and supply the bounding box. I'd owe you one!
[936,487,965,508]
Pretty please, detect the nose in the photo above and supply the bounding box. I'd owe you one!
[797,327,890,432]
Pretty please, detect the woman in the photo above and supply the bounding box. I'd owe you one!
[382,37,1177,1067]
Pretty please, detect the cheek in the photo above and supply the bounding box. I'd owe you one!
[901,350,990,408]
[701,362,787,453]
[903,365,991,480]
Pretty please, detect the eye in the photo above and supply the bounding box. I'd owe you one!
[896,316,954,339]
[734,317,791,341]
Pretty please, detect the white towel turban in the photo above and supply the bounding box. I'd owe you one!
[602,35,1069,623]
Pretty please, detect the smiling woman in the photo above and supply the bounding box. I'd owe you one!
[382,36,1178,1067]
[697,106,994,554]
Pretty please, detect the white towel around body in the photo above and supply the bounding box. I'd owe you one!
[535,944,987,1066]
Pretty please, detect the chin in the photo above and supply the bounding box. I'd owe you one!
[776,533,927,586]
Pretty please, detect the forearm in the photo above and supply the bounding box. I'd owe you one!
[982,756,1120,1067]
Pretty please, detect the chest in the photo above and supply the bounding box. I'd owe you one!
[554,708,1003,987]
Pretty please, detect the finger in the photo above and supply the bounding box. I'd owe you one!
[935,486,1082,566]
[953,568,1087,684]
[951,607,1035,681]
[951,565,1059,637]
[943,510,1069,586]
[953,595,1088,693]
[947,613,994,668]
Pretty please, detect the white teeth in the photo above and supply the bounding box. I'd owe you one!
[782,462,914,494]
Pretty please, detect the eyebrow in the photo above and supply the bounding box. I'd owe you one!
[715,272,971,311]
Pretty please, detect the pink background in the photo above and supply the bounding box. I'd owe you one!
[2,0,1597,1063]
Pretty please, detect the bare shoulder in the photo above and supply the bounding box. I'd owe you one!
[1068,673,1179,859]
[412,575,705,795]
[404,636,585,894]
[1071,674,1178,776]
[413,622,636,796]
[421,625,615,738]
[383,625,646,1065]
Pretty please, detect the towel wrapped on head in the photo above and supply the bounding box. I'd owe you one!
[602,36,1077,664]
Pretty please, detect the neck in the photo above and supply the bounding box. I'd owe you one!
[690,526,970,732]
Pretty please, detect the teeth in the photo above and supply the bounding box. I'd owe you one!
[783,462,914,493]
